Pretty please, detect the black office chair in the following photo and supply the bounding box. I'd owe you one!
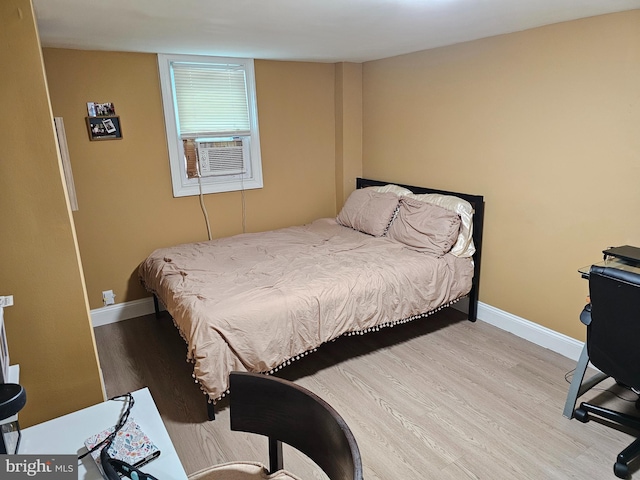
[189,372,363,480]
[573,265,640,479]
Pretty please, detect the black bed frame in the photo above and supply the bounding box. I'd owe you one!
[356,177,484,323]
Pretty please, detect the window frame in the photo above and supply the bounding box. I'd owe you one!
[157,54,263,197]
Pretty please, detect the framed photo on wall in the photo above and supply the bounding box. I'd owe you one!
[86,115,122,141]
[87,102,116,117]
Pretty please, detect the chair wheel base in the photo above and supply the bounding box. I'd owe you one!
[574,408,589,423]
[614,461,629,479]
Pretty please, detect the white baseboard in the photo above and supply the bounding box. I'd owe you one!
[476,302,584,361]
[91,298,584,362]
[90,297,158,327]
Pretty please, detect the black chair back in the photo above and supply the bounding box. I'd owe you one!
[229,372,363,480]
[588,265,640,389]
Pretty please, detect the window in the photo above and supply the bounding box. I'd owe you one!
[158,54,263,197]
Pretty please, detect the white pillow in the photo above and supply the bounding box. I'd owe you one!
[406,193,475,257]
[373,184,413,196]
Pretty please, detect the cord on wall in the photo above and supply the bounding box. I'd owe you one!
[196,172,213,241]
[194,149,247,239]
[240,175,246,234]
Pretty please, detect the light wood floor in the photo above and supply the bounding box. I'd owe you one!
[94,308,639,479]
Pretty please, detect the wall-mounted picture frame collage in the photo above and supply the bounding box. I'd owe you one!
[86,102,123,141]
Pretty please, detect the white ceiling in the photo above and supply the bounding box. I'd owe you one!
[33,0,640,63]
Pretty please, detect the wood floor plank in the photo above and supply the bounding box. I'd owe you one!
[94,308,638,479]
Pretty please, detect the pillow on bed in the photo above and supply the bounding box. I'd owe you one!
[407,193,475,257]
[372,184,413,196]
[336,188,400,237]
[387,196,461,256]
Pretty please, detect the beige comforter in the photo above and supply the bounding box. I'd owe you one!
[139,218,474,401]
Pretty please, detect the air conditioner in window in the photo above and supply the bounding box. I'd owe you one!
[196,138,247,177]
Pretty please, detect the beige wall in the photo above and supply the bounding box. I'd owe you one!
[42,52,338,309]
[335,62,364,209]
[363,10,640,340]
[0,0,104,426]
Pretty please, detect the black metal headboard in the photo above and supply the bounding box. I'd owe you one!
[356,177,484,322]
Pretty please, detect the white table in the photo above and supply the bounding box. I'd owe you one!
[20,387,188,480]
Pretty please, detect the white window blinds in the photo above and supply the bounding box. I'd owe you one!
[158,54,263,197]
[172,63,250,137]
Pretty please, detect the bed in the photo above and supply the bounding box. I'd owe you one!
[138,178,484,416]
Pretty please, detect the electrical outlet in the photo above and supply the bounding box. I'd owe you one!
[102,290,116,306]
